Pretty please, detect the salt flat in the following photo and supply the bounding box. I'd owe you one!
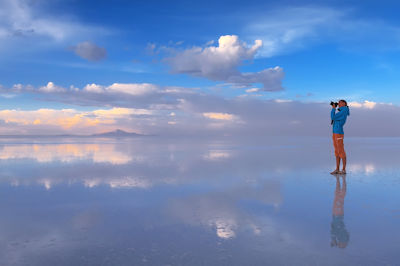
[0,137,399,265]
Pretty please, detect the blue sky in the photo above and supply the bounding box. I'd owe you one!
[0,0,400,135]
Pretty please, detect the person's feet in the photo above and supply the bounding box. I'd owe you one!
[339,169,346,174]
[330,169,340,175]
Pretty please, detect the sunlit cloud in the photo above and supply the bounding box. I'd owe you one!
[83,83,159,96]
[39,82,66,93]
[245,88,259,93]
[275,99,293,103]
[0,107,148,133]
[92,107,152,117]
[165,35,284,91]
[1,81,400,137]
[349,100,377,109]
[203,112,235,120]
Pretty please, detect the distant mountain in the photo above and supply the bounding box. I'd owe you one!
[0,129,144,138]
[91,129,143,137]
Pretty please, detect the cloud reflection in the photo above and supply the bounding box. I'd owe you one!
[0,143,132,164]
[348,163,376,175]
[168,181,282,239]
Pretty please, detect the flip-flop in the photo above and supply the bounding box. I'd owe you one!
[330,170,340,175]
[339,170,347,174]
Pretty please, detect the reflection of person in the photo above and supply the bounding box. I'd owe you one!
[330,100,350,175]
[331,175,349,248]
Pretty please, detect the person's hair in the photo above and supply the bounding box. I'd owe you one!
[339,99,347,106]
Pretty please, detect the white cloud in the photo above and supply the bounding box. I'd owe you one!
[0,93,16,99]
[39,82,65,93]
[275,99,293,103]
[0,0,106,42]
[167,35,262,79]
[166,35,284,91]
[2,82,400,137]
[82,82,159,96]
[245,6,400,57]
[92,107,152,116]
[107,83,159,95]
[71,41,107,61]
[245,88,259,93]
[83,83,104,93]
[246,7,344,57]
[349,100,377,109]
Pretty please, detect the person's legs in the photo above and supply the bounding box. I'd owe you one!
[331,134,341,174]
[336,156,341,171]
[336,134,346,174]
[342,157,347,173]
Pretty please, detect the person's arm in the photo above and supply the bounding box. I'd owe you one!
[332,109,347,121]
[331,108,336,120]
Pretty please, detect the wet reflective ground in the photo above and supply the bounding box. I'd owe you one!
[0,137,399,265]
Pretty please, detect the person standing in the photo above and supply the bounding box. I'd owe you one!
[331,100,350,174]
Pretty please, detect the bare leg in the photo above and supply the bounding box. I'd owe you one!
[342,157,347,173]
[336,156,341,171]
[331,156,341,174]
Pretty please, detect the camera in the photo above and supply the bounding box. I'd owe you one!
[330,101,338,107]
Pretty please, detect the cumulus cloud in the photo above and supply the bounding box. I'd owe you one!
[39,82,66,93]
[167,35,261,79]
[165,35,284,91]
[349,100,377,109]
[71,41,107,61]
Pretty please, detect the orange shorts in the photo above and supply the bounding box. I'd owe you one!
[332,133,346,158]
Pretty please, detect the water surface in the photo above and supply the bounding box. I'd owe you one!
[0,137,399,265]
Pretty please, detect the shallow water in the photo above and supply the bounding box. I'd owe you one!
[0,137,399,265]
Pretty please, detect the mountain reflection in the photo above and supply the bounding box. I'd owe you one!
[330,175,349,248]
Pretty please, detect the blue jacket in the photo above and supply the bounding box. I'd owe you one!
[331,106,349,134]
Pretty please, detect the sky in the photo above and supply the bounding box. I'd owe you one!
[1,0,400,136]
